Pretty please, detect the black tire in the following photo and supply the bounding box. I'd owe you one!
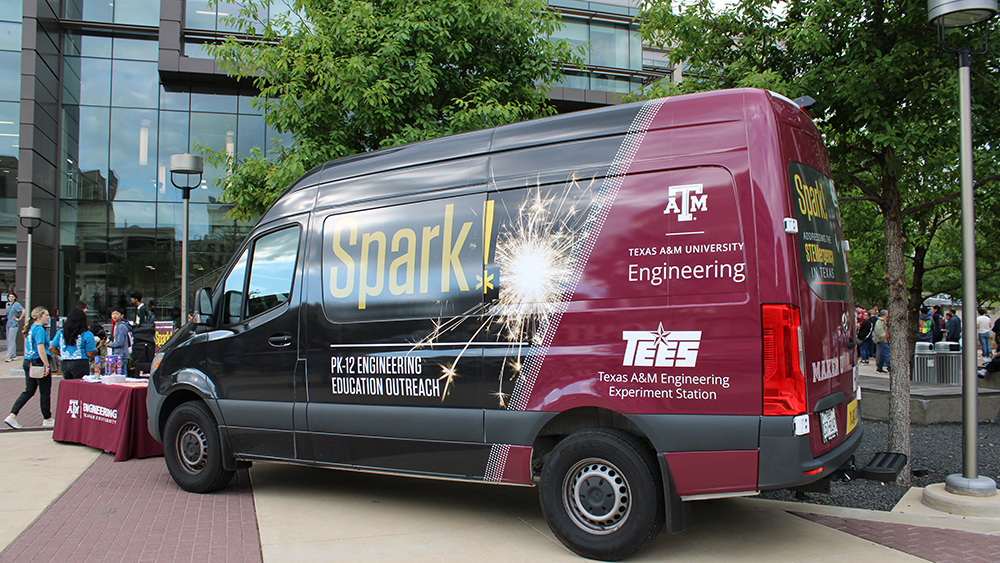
[540,428,665,561]
[163,402,234,493]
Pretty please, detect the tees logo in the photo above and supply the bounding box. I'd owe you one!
[67,399,80,419]
[622,324,702,367]
[663,184,708,222]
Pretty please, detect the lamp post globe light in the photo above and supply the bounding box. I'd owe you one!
[928,0,997,498]
[18,206,41,316]
[169,153,204,325]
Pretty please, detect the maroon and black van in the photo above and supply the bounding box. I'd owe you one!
[148,89,894,560]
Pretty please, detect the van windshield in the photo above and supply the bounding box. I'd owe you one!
[789,162,851,302]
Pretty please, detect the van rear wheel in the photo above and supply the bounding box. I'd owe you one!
[163,402,234,493]
[540,428,664,561]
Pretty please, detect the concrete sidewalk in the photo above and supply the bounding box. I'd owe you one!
[1,427,998,563]
[1,337,998,562]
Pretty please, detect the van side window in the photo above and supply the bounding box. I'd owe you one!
[221,250,248,325]
[246,226,301,318]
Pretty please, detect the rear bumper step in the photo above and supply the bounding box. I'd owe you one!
[859,452,908,482]
[831,452,908,483]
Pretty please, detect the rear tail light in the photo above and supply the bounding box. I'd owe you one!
[762,304,807,416]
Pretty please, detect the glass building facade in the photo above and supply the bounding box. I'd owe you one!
[12,0,669,325]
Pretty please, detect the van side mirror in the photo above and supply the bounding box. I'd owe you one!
[193,287,213,325]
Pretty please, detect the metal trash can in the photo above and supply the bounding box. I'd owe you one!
[934,341,961,384]
[913,342,936,382]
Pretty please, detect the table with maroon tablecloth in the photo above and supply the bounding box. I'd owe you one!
[52,379,163,462]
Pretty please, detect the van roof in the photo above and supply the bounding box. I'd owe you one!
[260,88,802,223]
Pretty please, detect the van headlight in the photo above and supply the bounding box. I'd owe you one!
[150,351,164,376]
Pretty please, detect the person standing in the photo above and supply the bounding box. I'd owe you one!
[917,306,934,343]
[930,304,944,343]
[109,306,131,358]
[4,307,54,429]
[873,309,890,373]
[946,310,962,343]
[856,311,874,364]
[976,308,992,358]
[129,292,154,325]
[48,309,97,380]
[5,292,24,362]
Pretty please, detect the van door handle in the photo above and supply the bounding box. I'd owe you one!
[268,333,293,347]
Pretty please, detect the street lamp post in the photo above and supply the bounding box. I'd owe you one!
[18,207,41,316]
[169,154,204,325]
[928,0,997,497]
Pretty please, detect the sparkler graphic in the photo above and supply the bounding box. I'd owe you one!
[409,172,599,405]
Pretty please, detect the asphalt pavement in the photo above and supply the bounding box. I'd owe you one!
[1,341,999,562]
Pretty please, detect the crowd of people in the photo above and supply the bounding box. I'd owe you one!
[3,292,155,430]
[855,303,1000,378]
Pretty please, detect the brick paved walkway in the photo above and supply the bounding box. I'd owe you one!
[0,454,261,563]
[793,512,1000,563]
[0,371,262,563]
[0,372,61,429]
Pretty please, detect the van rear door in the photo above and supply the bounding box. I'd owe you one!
[787,156,857,458]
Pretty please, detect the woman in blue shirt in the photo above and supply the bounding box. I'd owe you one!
[49,309,97,380]
[4,306,53,429]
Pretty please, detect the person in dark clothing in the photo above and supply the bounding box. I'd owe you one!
[945,310,962,343]
[130,292,154,325]
[980,351,1000,379]
[931,305,944,343]
[856,311,874,364]
[917,306,934,343]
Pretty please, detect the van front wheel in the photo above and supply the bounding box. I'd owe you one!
[163,402,234,493]
[539,429,664,561]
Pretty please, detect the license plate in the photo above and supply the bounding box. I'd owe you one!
[820,407,838,443]
[846,399,859,436]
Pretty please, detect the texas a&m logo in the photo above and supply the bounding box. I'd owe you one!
[663,184,708,222]
[622,324,702,367]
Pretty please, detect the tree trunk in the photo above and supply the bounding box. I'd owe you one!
[881,168,911,486]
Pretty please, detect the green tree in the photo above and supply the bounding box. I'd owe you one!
[202,0,579,220]
[635,0,1000,484]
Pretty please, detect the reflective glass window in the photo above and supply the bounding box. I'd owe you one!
[61,249,112,320]
[191,86,238,113]
[185,0,217,30]
[156,110,190,201]
[0,51,19,102]
[156,202,240,250]
[237,114,265,157]
[109,201,157,250]
[113,37,158,61]
[590,21,622,68]
[188,111,237,203]
[221,249,247,324]
[59,200,108,250]
[183,41,216,59]
[0,0,21,22]
[554,18,589,65]
[81,0,113,23]
[246,226,299,318]
[238,94,264,115]
[79,35,112,58]
[111,60,159,108]
[0,101,16,156]
[160,85,190,111]
[0,21,20,51]
[554,72,588,91]
[109,108,158,201]
[591,73,631,94]
[114,0,160,26]
[216,1,242,32]
[74,106,111,184]
[77,57,112,106]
